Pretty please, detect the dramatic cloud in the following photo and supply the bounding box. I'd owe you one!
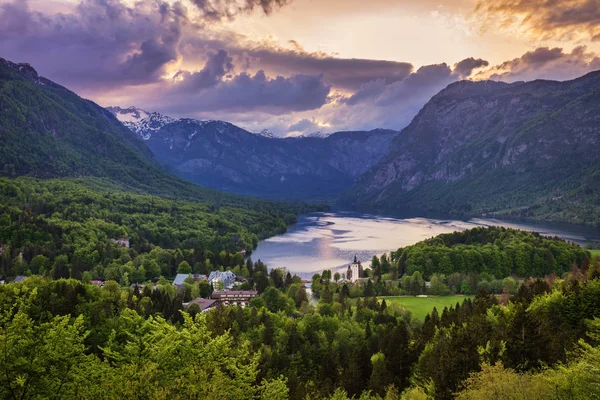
[239,49,415,91]
[190,0,292,21]
[179,39,415,90]
[475,0,600,40]
[158,52,331,114]
[453,57,490,78]
[0,0,189,89]
[172,49,234,91]
[480,46,600,82]
[343,58,487,107]
[4,0,598,136]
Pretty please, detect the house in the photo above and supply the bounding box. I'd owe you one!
[130,283,145,291]
[13,276,26,283]
[208,270,235,288]
[90,280,105,287]
[212,290,258,307]
[184,298,218,312]
[346,256,364,283]
[172,273,207,287]
[111,237,130,248]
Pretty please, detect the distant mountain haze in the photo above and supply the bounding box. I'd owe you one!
[107,106,399,200]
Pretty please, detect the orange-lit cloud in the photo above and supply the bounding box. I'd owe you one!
[3,0,600,136]
[478,46,600,82]
[475,0,600,41]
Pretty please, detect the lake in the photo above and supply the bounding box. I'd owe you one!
[251,212,600,277]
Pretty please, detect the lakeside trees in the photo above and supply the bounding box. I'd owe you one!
[1,223,599,399]
[390,227,589,280]
[2,251,600,399]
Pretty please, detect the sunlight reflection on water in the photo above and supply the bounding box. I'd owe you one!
[251,212,600,277]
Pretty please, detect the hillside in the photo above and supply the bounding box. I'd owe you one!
[0,60,155,184]
[108,106,398,200]
[0,57,328,281]
[0,57,327,213]
[345,73,600,225]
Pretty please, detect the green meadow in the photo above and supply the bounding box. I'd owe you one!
[379,296,474,320]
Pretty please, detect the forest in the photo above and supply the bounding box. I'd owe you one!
[1,258,599,399]
[0,177,324,281]
[1,226,599,399]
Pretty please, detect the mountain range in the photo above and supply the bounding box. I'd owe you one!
[0,57,314,212]
[345,74,600,224]
[107,106,398,200]
[1,55,599,225]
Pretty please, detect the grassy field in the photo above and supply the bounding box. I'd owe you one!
[379,296,473,320]
[590,249,600,257]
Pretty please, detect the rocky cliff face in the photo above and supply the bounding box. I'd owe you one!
[346,73,600,224]
[108,107,398,200]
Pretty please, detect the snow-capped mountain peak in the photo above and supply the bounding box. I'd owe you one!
[307,131,330,139]
[256,129,275,139]
[107,106,174,140]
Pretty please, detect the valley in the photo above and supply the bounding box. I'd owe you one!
[1,51,599,400]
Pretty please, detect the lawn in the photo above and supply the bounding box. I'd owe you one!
[590,249,600,257]
[379,296,473,321]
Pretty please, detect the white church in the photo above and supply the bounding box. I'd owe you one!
[346,255,364,282]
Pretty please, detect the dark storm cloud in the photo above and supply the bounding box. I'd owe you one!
[190,0,292,21]
[0,0,188,89]
[161,56,331,114]
[179,40,415,90]
[243,50,415,90]
[453,57,489,78]
[172,49,234,91]
[329,57,495,131]
[343,57,487,107]
[475,0,600,40]
[483,46,600,82]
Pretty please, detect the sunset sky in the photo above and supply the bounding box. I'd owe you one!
[2,0,600,135]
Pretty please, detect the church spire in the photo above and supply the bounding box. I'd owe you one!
[354,254,358,263]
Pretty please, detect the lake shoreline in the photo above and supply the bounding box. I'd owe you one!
[251,211,600,276]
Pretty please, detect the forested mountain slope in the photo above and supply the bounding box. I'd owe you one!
[0,59,154,184]
[108,106,398,200]
[0,57,325,281]
[0,57,315,209]
[346,73,600,225]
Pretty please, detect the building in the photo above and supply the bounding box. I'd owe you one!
[173,273,207,287]
[212,290,258,307]
[111,237,130,248]
[13,275,26,283]
[184,298,218,312]
[346,256,364,283]
[208,270,235,289]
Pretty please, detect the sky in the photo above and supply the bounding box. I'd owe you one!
[2,0,600,136]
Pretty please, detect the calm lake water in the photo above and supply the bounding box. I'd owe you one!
[251,212,600,277]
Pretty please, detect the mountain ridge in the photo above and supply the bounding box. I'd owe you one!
[107,106,400,200]
[345,71,600,225]
[0,57,320,213]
